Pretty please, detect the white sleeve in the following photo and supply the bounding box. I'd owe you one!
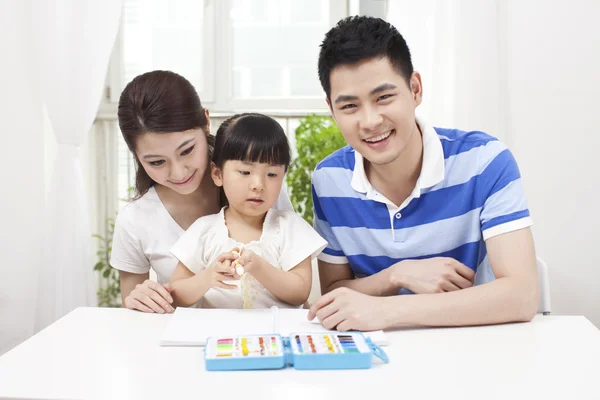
[110,207,150,274]
[277,211,328,272]
[273,181,294,211]
[170,217,211,274]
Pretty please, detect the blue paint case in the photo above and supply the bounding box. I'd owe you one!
[204,332,388,371]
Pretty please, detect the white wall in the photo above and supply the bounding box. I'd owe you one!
[505,0,600,326]
[0,0,45,355]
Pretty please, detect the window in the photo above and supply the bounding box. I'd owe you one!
[108,0,347,112]
[226,0,343,109]
[118,0,215,102]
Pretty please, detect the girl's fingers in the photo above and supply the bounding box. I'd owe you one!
[215,260,234,274]
[217,251,240,263]
[215,281,238,290]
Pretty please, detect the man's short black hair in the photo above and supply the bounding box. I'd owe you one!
[318,16,414,99]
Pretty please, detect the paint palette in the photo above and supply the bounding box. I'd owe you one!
[209,336,282,358]
[291,333,369,355]
[204,332,388,371]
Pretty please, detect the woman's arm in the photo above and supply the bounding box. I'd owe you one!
[241,253,312,306]
[119,271,174,313]
[120,270,147,302]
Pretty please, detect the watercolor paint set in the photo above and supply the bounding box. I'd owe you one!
[204,332,389,371]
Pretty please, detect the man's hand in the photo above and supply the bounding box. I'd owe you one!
[391,257,475,294]
[307,287,393,331]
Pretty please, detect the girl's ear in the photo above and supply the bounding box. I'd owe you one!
[210,162,223,187]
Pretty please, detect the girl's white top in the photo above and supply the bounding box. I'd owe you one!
[170,207,328,309]
[110,185,294,285]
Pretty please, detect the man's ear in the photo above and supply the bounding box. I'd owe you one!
[410,71,423,107]
[210,162,223,187]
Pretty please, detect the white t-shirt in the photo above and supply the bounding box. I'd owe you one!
[110,185,294,284]
[170,207,328,309]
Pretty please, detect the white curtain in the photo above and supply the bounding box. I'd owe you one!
[0,0,45,355]
[387,0,508,141]
[33,0,123,331]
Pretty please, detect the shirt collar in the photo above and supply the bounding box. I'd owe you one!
[350,116,445,198]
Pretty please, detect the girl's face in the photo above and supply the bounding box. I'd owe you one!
[135,128,209,195]
[211,160,286,217]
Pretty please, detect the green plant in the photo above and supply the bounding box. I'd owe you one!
[93,217,121,307]
[286,115,346,225]
[93,186,136,307]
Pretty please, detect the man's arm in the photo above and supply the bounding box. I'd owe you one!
[310,227,538,330]
[390,227,538,326]
[319,260,400,296]
[319,257,475,297]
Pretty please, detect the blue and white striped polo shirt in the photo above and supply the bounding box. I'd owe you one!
[312,118,533,285]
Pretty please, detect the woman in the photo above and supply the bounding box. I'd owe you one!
[111,70,292,313]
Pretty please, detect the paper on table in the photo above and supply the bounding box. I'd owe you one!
[160,307,388,346]
[160,308,273,346]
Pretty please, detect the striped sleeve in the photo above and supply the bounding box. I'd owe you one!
[479,145,533,240]
[312,169,348,264]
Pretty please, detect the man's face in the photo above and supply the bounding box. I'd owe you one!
[327,57,422,167]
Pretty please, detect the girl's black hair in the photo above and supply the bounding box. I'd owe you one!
[212,113,291,169]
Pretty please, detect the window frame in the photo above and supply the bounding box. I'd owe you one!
[104,0,347,113]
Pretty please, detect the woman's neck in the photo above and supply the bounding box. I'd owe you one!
[155,170,221,224]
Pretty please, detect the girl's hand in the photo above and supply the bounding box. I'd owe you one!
[237,250,261,274]
[124,280,175,314]
[206,250,242,289]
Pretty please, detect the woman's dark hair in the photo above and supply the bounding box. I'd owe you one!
[117,70,213,199]
[212,113,291,170]
[318,16,414,100]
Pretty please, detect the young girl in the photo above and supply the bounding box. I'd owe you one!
[169,113,327,309]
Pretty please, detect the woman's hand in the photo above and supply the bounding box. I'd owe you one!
[124,280,175,314]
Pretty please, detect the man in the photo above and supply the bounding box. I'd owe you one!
[308,16,538,331]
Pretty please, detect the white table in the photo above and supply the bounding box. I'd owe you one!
[1,308,599,400]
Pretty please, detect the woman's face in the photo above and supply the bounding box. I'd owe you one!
[134,128,209,195]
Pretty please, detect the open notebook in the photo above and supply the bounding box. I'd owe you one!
[160,307,388,347]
